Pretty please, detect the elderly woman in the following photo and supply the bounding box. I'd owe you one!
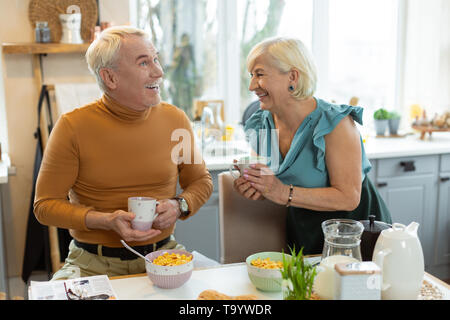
[234,37,392,254]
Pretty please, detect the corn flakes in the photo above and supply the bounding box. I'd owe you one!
[250,257,283,269]
[152,252,192,266]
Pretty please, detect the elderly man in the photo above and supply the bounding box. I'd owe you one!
[34,26,213,280]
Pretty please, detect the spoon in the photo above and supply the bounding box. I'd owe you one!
[120,240,152,264]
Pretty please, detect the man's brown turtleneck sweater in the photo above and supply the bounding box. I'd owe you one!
[34,94,213,247]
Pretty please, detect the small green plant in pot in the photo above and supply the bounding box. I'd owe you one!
[388,111,401,135]
[280,246,317,300]
[373,108,389,136]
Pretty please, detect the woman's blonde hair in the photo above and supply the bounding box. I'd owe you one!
[246,37,317,100]
[85,26,150,92]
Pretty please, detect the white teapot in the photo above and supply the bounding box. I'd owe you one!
[372,222,424,300]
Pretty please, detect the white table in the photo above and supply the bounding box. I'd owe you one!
[110,262,450,300]
[110,263,281,300]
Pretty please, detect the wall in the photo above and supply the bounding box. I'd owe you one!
[0,42,8,154]
[0,0,131,278]
[100,0,132,26]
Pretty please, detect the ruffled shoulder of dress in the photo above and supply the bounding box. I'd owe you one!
[243,108,270,132]
[312,99,365,172]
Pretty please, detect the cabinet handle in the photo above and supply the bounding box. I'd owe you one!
[399,161,416,172]
[441,177,450,182]
[377,182,388,188]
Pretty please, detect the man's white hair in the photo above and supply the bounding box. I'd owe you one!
[85,26,150,92]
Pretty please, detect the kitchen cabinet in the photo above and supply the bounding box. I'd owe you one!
[374,155,439,268]
[435,154,450,267]
[174,170,220,262]
[372,153,450,280]
[0,185,7,294]
[0,155,10,294]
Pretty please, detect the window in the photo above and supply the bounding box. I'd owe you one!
[136,0,218,120]
[237,0,313,114]
[327,0,399,129]
[135,0,447,133]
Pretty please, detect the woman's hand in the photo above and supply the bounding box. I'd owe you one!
[233,175,265,200]
[242,164,289,205]
[232,160,265,200]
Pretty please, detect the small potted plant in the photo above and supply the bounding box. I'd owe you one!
[280,247,317,300]
[388,111,401,135]
[373,108,389,136]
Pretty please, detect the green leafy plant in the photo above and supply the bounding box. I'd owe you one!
[280,246,317,300]
[388,111,401,119]
[373,108,390,120]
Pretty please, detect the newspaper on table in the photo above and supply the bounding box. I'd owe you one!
[29,275,118,300]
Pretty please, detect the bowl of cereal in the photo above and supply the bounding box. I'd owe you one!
[246,252,291,292]
[145,249,194,289]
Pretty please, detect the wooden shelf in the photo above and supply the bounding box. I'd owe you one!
[412,125,450,140]
[2,42,90,54]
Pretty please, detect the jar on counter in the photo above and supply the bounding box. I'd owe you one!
[334,261,381,300]
[35,21,51,43]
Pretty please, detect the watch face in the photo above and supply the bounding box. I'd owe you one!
[177,197,188,212]
[180,199,188,212]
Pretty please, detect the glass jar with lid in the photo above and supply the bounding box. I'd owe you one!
[35,21,51,43]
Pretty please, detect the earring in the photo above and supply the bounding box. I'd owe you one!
[289,85,294,92]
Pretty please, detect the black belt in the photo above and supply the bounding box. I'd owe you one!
[73,237,171,261]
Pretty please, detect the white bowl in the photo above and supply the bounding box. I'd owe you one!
[145,249,194,289]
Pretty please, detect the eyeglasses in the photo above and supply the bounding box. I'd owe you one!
[64,282,85,300]
[64,282,110,300]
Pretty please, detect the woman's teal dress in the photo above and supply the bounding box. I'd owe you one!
[244,98,392,254]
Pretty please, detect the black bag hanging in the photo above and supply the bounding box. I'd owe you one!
[21,85,72,282]
[22,85,52,282]
[21,85,74,283]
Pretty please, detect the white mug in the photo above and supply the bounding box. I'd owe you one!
[128,197,159,231]
[229,156,268,179]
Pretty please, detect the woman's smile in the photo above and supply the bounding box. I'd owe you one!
[256,91,268,101]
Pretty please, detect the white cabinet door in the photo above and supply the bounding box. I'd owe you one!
[376,156,439,268]
[436,154,450,266]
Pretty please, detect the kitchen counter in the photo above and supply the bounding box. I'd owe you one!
[364,132,450,159]
[204,132,450,170]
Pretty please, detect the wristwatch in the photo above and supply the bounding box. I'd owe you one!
[174,197,190,218]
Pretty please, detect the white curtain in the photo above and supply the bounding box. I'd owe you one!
[402,0,450,115]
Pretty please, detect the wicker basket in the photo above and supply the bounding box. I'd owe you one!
[29,0,98,43]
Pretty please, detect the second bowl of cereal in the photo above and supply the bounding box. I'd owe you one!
[145,249,194,289]
[246,252,291,292]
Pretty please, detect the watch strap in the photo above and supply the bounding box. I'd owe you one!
[174,196,190,217]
